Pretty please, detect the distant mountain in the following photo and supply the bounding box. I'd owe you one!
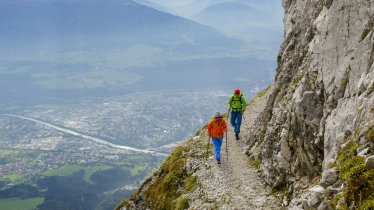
[194,2,273,26]
[136,0,212,17]
[0,0,240,52]
[145,0,283,44]
[192,1,283,43]
[145,0,283,22]
[132,0,172,13]
[235,0,283,13]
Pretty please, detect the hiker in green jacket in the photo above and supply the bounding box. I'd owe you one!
[228,88,246,140]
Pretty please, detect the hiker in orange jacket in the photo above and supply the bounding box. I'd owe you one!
[208,112,227,164]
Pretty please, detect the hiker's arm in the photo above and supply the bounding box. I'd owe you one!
[227,96,233,109]
[241,96,247,112]
[207,121,212,137]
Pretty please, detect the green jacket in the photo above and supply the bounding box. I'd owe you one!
[228,94,247,112]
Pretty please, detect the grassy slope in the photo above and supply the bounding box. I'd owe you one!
[115,135,204,210]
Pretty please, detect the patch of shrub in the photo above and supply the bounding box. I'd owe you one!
[333,140,374,209]
[175,197,189,210]
[367,127,374,142]
[248,159,260,169]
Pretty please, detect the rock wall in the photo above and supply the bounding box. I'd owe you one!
[247,0,374,208]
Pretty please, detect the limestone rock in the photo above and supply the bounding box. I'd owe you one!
[365,155,374,169]
[321,168,339,186]
[358,147,370,157]
[317,201,333,210]
[308,193,321,208]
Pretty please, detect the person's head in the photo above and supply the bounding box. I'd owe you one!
[234,88,240,95]
[214,111,222,120]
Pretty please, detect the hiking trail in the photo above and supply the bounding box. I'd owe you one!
[186,86,283,209]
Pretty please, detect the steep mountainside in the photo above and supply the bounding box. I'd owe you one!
[117,0,374,209]
[246,0,374,208]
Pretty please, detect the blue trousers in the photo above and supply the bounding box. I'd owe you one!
[211,137,223,161]
[230,111,242,134]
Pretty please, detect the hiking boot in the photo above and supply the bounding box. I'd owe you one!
[235,133,239,140]
[217,159,221,164]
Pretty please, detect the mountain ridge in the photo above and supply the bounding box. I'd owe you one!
[0,0,240,52]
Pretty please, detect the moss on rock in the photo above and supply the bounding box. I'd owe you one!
[367,127,374,142]
[332,140,374,209]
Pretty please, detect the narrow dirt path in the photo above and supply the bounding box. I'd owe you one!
[187,86,282,209]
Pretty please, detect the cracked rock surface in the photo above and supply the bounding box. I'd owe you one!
[247,0,374,208]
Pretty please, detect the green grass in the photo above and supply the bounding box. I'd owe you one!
[0,197,44,210]
[248,85,271,105]
[41,165,85,177]
[367,127,374,142]
[111,161,131,166]
[184,175,198,193]
[116,141,198,210]
[248,159,261,169]
[2,174,23,182]
[0,149,39,163]
[0,149,14,158]
[175,197,189,210]
[256,86,271,99]
[41,165,113,183]
[127,154,147,161]
[361,29,371,41]
[332,140,374,209]
[83,166,113,182]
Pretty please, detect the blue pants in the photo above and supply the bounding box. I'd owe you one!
[212,137,223,161]
[230,111,242,134]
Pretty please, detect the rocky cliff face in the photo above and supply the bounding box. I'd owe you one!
[117,0,374,209]
[247,0,374,208]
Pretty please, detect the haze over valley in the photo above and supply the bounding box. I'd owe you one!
[0,0,283,209]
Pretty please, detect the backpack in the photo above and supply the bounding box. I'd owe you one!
[210,117,225,127]
[229,93,244,107]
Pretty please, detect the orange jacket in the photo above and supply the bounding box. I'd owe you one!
[208,118,227,139]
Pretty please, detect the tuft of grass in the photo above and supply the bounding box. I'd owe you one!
[175,197,190,210]
[288,74,303,93]
[195,129,202,136]
[184,175,198,193]
[248,159,260,169]
[333,140,359,168]
[332,139,374,209]
[361,199,374,209]
[361,29,371,41]
[256,86,271,99]
[367,127,374,142]
[331,193,342,208]
[248,85,272,105]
